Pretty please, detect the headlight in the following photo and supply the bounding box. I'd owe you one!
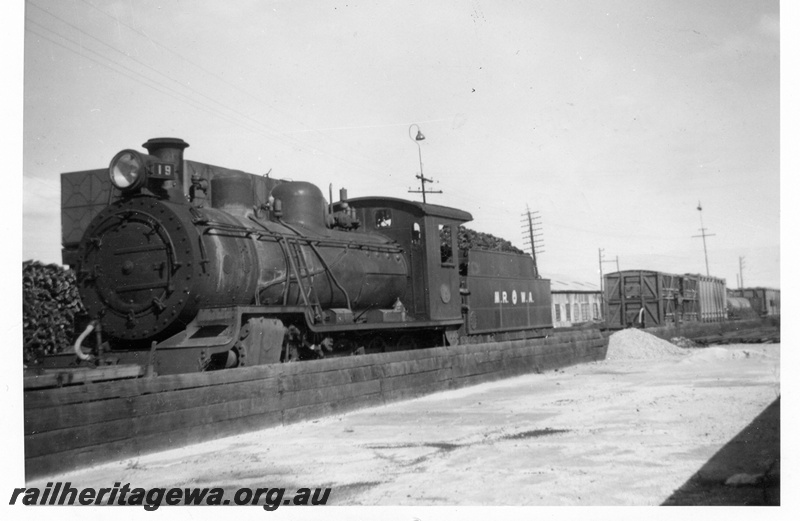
[109,149,148,191]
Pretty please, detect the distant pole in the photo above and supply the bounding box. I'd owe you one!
[407,124,442,204]
[692,201,715,276]
[600,250,620,274]
[739,256,745,288]
[599,248,605,318]
[598,248,604,295]
[600,250,620,318]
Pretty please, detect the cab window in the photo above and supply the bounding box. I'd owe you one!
[375,209,392,228]
[439,224,454,266]
[412,222,421,244]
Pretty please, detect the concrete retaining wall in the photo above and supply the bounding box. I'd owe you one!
[24,329,607,479]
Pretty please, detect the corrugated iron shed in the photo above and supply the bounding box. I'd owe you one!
[546,276,601,293]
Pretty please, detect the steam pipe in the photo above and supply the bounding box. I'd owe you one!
[74,321,97,361]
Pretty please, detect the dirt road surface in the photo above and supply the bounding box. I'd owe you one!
[27,338,781,507]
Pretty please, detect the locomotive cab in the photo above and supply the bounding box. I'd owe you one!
[333,197,472,331]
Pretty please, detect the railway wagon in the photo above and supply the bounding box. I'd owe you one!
[603,270,698,328]
[690,274,727,322]
[729,287,780,317]
[727,296,758,320]
[604,270,729,328]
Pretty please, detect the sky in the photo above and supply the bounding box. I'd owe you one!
[2,1,797,510]
[19,0,783,290]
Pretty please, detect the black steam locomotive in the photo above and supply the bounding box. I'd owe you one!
[61,138,552,374]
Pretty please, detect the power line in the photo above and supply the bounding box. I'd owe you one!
[72,0,400,177]
[76,0,338,135]
[27,2,391,178]
[27,8,304,145]
[26,22,274,138]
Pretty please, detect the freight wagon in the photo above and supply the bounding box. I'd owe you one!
[604,270,692,328]
[729,287,780,317]
[603,270,727,328]
[726,296,758,320]
[691,274,727,322]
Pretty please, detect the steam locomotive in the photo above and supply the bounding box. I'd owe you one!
[61,138,552,375]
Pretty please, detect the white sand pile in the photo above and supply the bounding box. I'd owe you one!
[606,328,687,361]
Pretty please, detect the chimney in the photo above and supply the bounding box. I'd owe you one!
[142,137,190,200]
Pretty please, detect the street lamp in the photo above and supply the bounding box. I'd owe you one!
[407,124,440,204]
[692,201,715,276]
[409,123,425,175]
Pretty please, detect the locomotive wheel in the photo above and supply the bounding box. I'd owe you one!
[392,334,418,352]
[333,338,360,356]
[444,330,460,346]
[365,336,388,354]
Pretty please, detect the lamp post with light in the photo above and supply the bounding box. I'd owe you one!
[407,124,441,204]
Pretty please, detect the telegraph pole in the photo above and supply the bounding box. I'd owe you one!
[521,206,544,277]
[599,249,620,320]
[598,248,604,295]
[598,248,605,319]
[409,174,442,204]
[600,250,620,273]
[692,201,715,276]
[739,256,746,289]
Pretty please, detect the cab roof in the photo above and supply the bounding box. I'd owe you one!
[341,196,473,223]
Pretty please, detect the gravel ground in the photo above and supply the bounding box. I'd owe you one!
[25,332,782,509]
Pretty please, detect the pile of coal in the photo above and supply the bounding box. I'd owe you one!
[22,261,86,365]
[458,227,525,255]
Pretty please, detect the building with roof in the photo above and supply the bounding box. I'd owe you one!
[547,276,604,328]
